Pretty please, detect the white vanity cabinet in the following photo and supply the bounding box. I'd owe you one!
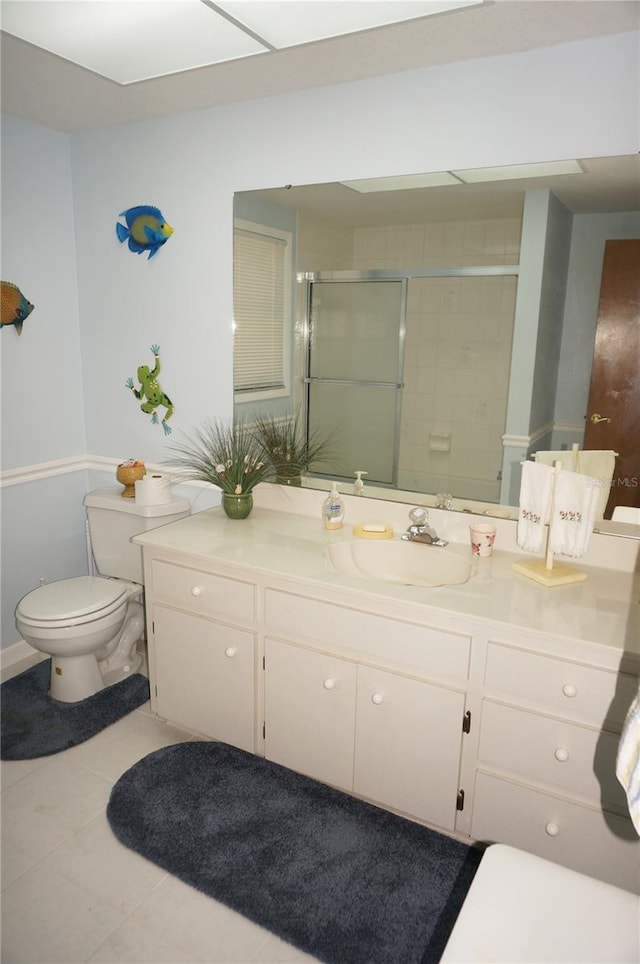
[145,558,258,753]
[135,506,639,895]
[263,588,470,832]
[264,638,465,830]
[472,639,640,892]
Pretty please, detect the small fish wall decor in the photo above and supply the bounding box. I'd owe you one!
[1,282,34,335]
[126,344,174,435]
[116,205,173,260]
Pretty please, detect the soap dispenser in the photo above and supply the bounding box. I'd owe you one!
[322,482,345,530]
[353,471,367,495]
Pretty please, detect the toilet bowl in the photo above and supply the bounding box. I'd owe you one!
[15,576,144,702]
[15,485,190,703]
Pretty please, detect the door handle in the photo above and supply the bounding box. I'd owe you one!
[589,413,612,424]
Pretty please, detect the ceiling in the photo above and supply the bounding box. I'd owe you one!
[1,0,639,133]
[243,154,640,226]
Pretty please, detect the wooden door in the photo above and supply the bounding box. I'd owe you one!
[584,240,640,517]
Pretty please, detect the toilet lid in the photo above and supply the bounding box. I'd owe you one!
[16,576,128,623]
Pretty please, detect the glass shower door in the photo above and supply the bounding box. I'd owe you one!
[305,279,406,485]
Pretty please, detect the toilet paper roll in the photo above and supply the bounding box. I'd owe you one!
[134,473,172,506]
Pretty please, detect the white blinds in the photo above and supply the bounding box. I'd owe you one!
[233,227,287,393]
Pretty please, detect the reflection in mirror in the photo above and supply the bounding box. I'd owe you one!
[234,155,640,530]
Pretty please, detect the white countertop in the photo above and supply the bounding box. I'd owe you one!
[135,504,640,659]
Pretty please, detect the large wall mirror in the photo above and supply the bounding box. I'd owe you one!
[234,154,640,532]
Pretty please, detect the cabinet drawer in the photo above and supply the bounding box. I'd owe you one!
[471,771,640,894]
[485,642,637,728]
[265,589,470,680]
[478,700,627,813]
[151,559,256,622]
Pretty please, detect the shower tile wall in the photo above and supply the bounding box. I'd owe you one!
[354,218,521,500]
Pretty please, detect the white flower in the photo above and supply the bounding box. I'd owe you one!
[234,484,242,494]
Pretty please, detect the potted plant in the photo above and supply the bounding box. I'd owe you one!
[165,418,272,518]
[251,410,335,485]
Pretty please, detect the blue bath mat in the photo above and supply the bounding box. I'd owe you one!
[1,659,150,760]
[107,740,483,964]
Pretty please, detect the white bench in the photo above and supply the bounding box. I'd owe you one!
[441,844,639,963]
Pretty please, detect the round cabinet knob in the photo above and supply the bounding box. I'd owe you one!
[554,747,570,763]
[190,586,203,597]
[224,647,237,658]
[545,821,560,837]
[562,683,577,698]
[323,678,336,690]
[371,692,384,705]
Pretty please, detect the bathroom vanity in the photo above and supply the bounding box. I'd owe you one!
[134,492,640,893]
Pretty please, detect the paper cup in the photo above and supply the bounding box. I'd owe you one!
[470,523,497,557]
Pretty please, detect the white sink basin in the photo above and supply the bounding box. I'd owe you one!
[326,539,472,588]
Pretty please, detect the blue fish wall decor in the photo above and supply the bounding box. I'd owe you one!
[116,205,173,260]
[1,281,35,334]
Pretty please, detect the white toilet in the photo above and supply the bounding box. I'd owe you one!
[15,486,190,702]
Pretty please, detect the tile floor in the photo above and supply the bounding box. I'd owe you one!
[1,694,320,964]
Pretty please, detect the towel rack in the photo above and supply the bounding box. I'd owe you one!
[513,459,588,588]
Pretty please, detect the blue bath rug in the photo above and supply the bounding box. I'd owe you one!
[107,740,483,964]
[1,659,150,760]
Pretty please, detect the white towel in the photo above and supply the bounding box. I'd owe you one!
[516,462,554,553]
[534,450,577,471]
[616,686,640,835]
[577,450,617,520]
[549,470,599,557]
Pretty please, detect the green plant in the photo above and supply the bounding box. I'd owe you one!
[251,410,334,479]
[165,419,273,495]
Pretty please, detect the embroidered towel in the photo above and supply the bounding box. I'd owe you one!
[577,450,617,520]
[549,470,599,557]
[616,685,640,835]
[516,462,554,553]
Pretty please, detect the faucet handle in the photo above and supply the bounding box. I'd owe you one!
[409,506,428,526]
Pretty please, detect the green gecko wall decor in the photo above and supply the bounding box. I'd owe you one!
[126,344,174,435]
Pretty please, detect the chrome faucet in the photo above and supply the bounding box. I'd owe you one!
[401,507,448,547]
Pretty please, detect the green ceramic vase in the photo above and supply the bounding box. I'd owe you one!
[222,492,253,519]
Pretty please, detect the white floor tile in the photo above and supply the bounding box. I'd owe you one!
[2,756,113,861]
[62,707,198,783]
[1,754,49,790]
[1,862,126,963]
[87,917,199,964]
[1,838,37,891]
[1,703,322,964]
[128,874,276,963]
[39,811,167,915]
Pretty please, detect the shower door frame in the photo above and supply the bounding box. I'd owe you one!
[298,265,520,490]
[299,271,408,488]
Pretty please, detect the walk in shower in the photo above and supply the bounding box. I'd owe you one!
[300,268,518,501]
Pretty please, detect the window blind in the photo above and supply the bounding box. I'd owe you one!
[234,227,287,393]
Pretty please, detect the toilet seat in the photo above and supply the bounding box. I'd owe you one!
[16,576,129,629]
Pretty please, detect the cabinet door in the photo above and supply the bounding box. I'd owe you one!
[354,665,465,831]
[152,606,255,751]
[264,638,357,791]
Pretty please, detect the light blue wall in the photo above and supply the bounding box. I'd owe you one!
[1,31,639,649]
[1,116,89,647]
[530,191,573,438]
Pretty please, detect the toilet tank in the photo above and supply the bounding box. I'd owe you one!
[83,486,190,583]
